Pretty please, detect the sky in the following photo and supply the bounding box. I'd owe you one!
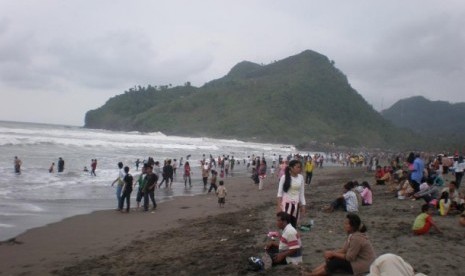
[1,0,465,126]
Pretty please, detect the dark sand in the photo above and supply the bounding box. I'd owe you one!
[1,167,464,275]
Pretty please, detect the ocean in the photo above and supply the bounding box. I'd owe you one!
[0,120,300,241]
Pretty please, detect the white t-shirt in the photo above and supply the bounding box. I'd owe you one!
[454,161,465,173]
[277,174,306,205]
[279,224,302,264]
[343,190,358,212]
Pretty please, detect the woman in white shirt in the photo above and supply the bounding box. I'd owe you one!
[277,159,306,227]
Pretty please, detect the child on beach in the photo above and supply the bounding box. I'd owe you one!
[208,170,218,193]
[360,181,373,206]
[216,180,227,207]
[412,204,442,235]
[439,191,450,216]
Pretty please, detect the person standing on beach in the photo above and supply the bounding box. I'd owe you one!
[277,159,306,228]
[201,161,210,189]
[172,159,178,176]
[135,159,141,171]
[111,162,125,209]
[258,160,267,190]
[143,164,158,211]
[119,166,133,212]
[14,156,22,174]
[183,161,192,187]
[410,153,424,193]
[57,157,65,173]
[304,157,314,185]
[153,161,162,182]
[90,159,97,176]
[134,165,147,210]
[159,160,173,189]
[208,170,218,193]
[453,155,464,189]
[216,180,227,207]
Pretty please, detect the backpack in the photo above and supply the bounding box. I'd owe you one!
[247,256,264,271]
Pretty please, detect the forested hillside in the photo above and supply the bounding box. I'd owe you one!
[85,50,422,150]
[381,96,465,150]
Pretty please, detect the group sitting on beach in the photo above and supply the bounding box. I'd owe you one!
[249,151,465,275]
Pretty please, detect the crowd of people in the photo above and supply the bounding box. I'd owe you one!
[12,149,465,275]
[246,151,465,275]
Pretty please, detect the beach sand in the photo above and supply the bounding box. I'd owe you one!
[1,167,464,275]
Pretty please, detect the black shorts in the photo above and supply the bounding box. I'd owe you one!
[218,197,225,204]
[326,258,353,274]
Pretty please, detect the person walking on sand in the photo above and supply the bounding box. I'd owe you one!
[111,162,125,210]
[277,159,306,228]
[208,170,218,193]
[216,180,227,207]
[119,166,133,212]
[14,156,22,174]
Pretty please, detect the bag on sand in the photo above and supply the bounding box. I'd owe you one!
[247,256,264,271]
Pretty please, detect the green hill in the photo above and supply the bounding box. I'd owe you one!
[84,50,421,150]
[381,96,465,150]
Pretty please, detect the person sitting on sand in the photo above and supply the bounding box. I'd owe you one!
[411,177,440,205]
[305,213,376,276]
[264,211,302,266]
[374,165,385,185]
[439,191,451,216]
[397,171,414,199]
[360,181,373,206]
[323,181,358,213]
[412,204,442,235]
[441,181,464,213]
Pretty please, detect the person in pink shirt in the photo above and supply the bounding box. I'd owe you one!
[360,181,373,205]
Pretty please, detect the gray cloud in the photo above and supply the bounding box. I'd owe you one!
[1,0,465,125]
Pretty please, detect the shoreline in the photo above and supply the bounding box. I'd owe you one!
[0,167,254,242]
[0,168,280,275]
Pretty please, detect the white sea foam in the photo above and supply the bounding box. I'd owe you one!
[0,120,301,241]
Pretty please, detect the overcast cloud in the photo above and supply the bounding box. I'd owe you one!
[1,0,464,125]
